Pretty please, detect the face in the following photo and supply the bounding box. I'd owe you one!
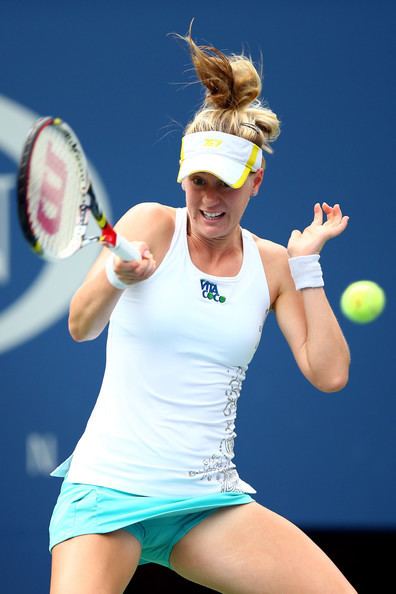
[182,170,263,242]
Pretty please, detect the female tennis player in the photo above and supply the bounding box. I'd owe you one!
[49,30,357,594]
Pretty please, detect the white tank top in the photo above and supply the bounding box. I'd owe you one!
[65,207,271,496]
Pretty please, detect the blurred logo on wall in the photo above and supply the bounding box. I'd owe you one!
[0,95,110,354]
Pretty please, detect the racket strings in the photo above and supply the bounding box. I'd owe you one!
[27,126,87,258]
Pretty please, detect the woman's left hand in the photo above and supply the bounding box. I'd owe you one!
[287,202,349,257]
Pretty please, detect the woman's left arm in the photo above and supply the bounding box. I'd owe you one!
[273,202,350,393]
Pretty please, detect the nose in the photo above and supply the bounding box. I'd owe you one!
[202,185,222,206]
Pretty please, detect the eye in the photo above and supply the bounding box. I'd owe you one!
[218,180,232,190]
[191,175,206,186]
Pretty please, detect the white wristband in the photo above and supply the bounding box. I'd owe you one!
[288,254,324,290]
[105,256,130,290]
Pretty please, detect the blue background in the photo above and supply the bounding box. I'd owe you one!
[0,1,394,592]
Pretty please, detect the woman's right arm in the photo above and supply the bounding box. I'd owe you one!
[68,202,175,342]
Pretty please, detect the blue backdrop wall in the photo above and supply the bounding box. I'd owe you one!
[0,1,394,592]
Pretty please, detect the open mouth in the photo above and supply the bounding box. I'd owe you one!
[201,210,225,221]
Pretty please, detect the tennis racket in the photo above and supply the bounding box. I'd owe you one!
[17,116,141,261]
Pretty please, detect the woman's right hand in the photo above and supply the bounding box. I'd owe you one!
[111,241,157,285]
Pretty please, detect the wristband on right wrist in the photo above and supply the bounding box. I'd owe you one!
[105,256,129,290]
[288,254,324,290]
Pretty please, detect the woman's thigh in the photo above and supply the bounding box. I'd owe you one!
[170,502,357,594]
[50,529,141,594]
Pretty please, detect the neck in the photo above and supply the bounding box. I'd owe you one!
[186,215,243,276]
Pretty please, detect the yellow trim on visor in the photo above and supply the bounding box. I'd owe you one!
[232,144,260,188]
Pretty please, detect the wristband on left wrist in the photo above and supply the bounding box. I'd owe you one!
[288,254,324,290]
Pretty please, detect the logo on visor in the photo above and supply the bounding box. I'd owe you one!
[200,279,226,303]
[203,139,223,148]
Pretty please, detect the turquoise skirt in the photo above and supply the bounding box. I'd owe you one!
[49,479,254,568]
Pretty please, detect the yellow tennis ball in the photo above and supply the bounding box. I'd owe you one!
[340,281,386,324]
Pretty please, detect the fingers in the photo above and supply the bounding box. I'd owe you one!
[319,202,349,231]
[312,202,341,227]
[333,213,350,235]
[290,229,302,239]
[314,202,349,235]
[312,202,323,225]
[113,241,156,284]
[288,202,349,257]
[322,201,341,221]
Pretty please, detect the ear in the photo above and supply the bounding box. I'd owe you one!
[181,180,186,191]
[251,168,264,196]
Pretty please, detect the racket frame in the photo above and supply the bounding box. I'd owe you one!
[17,117,140,261]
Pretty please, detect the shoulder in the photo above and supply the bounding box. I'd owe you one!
[115,202,177,262]
[250,233,288,266]
[116,202,175,231]
[115,202,176,240]
[249,233,291,306]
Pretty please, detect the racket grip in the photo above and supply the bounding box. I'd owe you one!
[110,235,142,261]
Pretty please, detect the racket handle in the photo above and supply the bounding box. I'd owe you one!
[110,235,142,261]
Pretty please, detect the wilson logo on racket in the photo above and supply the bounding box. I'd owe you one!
[200,279,226,303]
[37,141,68,235]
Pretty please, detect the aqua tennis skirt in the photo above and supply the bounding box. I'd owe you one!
[49,480,254,568]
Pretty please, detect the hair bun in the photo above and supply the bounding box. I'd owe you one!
[187,39,261,111]
[177,25,281,153]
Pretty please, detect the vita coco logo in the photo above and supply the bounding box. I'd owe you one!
[0,95,110,354]
[200,279,226,303]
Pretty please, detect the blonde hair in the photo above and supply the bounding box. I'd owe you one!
[178,26,281,155]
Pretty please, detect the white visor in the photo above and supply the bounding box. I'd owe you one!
[177,131,263,189]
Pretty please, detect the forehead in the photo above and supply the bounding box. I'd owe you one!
[187,171,257,189]
[188,171,228,183]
